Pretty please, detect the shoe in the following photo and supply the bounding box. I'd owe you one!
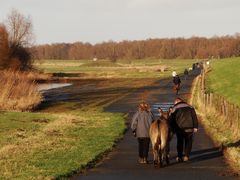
[143,157,148,164]
[183,156,189,162]
[138,158,144,164]
[176,157,183,163]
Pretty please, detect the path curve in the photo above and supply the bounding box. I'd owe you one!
[73,70,237,180]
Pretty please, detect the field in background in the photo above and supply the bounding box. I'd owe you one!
[34,59,197,78]
[206,57,240,107]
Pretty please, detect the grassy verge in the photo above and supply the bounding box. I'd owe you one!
[191,75,240,174]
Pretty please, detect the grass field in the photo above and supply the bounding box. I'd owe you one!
[34,59,197,78]
[0,109,125,179]
[206,57,240,107]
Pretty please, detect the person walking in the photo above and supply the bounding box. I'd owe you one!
[172,71,177,77]
[131,102,154,164]
[169,98,198,162]
[172,73,181,95]
[184,68,189,80]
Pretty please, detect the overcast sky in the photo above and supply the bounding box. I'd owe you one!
[0,0,239,44]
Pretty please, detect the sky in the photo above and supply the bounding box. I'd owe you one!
[0,0,239,45]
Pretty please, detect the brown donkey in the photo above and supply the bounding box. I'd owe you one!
[149,108,171,167]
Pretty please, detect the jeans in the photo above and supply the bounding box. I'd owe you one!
[138,138,150,158]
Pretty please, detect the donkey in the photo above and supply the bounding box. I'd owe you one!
[149,108,171,167]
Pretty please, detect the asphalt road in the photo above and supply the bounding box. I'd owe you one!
[73,70,237,180]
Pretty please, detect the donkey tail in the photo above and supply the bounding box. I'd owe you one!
[154,120,161,151]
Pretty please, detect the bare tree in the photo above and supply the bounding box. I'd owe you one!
[5,9,34,70]
[6,9,34,47]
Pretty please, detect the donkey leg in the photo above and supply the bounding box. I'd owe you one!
[166,143,170,165]
[166,154,170,165]
[153,149,158,167]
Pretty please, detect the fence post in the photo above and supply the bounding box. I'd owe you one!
[209,93,213,107]
[238,107,240,135]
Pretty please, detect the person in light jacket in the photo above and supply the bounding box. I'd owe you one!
[131,102,155,164]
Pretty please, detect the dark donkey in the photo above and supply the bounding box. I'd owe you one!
[149,107,172,167]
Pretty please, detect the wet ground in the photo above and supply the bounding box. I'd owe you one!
[38,83,72,91]
[70,69,238,180]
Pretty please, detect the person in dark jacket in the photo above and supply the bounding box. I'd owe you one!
[131,102,155,164]
[169,98,198,162]
[172,74,181,95]
[184,69,189,80]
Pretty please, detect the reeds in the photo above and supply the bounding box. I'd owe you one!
[0,70,42,111]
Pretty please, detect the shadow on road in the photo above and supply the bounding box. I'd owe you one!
[189,150,223,163]
[225,140,240,148]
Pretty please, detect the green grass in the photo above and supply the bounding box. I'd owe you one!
[206,57,240,107]
[0,107,125,179]
[34,59,197,79]
[0,112,55,146]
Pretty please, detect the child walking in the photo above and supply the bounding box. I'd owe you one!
[131,102,154,164]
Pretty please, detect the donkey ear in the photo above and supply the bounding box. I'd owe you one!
[158,107,163,113]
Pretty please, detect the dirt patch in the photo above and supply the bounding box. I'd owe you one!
[45,129,63,136]
[32,118,49,123]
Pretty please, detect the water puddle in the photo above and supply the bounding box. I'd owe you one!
[38,83,72,91]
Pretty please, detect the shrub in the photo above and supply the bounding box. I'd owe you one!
[0,70,42,111]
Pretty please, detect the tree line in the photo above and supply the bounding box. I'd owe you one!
[33,35,240,61]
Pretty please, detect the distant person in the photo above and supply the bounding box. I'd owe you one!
[172,73,181,95]
[169,98,198,162]
[184,69,189,80]
[131,102,155,164]
[172,71,177,77]
[192,63,196,70]
[197,63,200,69]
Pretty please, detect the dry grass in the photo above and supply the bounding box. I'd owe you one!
[0,70,42,111]
[23,70,52,81]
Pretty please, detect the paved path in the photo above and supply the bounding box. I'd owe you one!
[73,70,237,180]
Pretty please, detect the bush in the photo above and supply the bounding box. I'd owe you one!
[0,70,42,111]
